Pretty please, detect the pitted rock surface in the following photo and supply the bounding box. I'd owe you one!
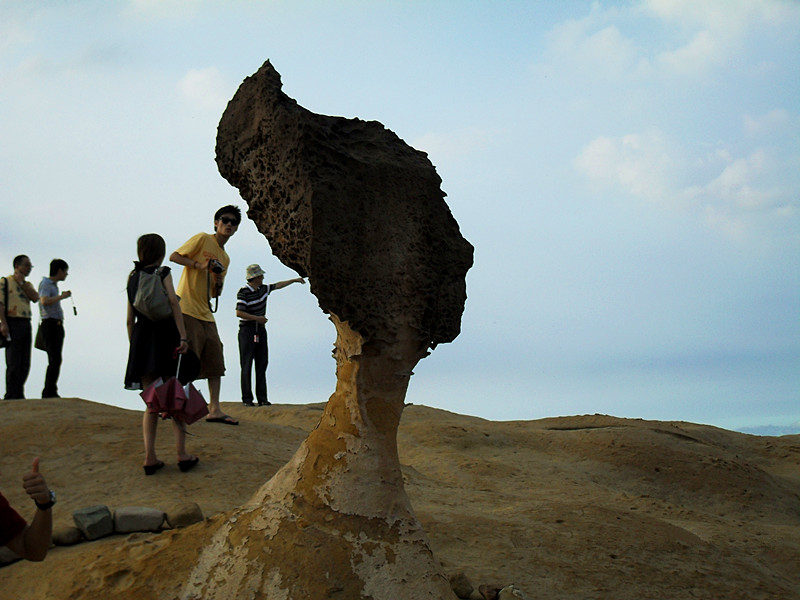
[216,60,473,347]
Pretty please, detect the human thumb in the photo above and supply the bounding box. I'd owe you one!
[32,457,40,473]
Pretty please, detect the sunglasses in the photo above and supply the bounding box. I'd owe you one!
[219,216,240,226]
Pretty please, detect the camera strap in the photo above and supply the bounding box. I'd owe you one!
[206,270,219,314]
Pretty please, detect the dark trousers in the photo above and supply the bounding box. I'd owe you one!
[238,324,268,404]
[40,319,65,397]
[4,318,31,400]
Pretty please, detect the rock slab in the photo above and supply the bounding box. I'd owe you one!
[165,501,204,529]
[114,506,165,533]
[72,505,113,540]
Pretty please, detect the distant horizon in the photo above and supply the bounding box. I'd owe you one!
[6,394,800,438]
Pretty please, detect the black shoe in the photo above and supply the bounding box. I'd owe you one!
[257,401,271,406]
[243,400,255,407]
[143,461,165,476]
[178,456,199,472]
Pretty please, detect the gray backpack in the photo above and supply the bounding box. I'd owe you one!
[133,268,173,321]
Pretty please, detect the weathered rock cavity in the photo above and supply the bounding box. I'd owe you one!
[181,60,473,599]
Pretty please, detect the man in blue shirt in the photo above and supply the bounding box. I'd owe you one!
[37,259,71,398]
[235,264,304,406]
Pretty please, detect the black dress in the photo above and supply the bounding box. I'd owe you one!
[124,265,180,390]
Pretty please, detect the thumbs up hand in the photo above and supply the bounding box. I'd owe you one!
[22,457,51,505]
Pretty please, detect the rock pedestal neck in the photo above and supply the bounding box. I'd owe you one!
[182,60,473,599]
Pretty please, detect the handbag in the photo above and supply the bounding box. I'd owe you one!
[34,322,46,351]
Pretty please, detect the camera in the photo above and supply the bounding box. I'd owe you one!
[209,259,225,274]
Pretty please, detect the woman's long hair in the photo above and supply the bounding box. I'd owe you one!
[128,233,167,286]
[137,233,166,266]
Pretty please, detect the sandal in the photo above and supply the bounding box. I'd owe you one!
[143,460,165,476]
[178,456,200,472]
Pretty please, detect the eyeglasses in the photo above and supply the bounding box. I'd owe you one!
[219,216,240,226]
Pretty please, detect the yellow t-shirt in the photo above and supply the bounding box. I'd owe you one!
[174,233,230,322]
[1,276,34,319]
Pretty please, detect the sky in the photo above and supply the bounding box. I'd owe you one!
[1,0,798,433]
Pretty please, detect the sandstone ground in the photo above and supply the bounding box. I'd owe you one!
[1,398,798,599]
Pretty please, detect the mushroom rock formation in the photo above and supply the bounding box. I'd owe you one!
[182,60,473,599]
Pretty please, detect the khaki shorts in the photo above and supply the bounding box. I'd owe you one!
[184,315,225,379]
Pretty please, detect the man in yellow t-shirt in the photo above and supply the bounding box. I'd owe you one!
[170,205,242,425]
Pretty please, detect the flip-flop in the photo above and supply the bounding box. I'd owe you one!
[143,460,165,476]
[206,415,239,426]
[178,456,200,472]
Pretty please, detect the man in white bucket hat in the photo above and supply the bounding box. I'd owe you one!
[235,264,305,406]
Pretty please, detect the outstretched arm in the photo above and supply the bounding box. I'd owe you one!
[270,277,306,291]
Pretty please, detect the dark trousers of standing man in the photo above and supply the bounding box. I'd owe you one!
[40,318,65,398]
[238,323,269,405]
[4,317,31,400]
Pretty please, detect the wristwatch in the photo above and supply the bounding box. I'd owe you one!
[35,490,56,510]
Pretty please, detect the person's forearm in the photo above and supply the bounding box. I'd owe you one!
[236,310,264,322]
[41,295,59,306]
[22,508,52,561]
[170,252,204,270]
[22,283,39,302]
[172,301,187,340]
[271,278,302,290]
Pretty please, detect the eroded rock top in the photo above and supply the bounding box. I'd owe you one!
[216,60,473,347]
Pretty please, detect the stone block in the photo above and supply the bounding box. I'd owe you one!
[114,506,165,533]
[53,525,83,546]
[72,505,113,540]
[165,501,204,528]
[449,571,474,599]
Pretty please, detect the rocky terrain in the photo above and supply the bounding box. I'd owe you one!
[0,398,798,599]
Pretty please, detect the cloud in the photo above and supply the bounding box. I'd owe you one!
[744,109,795,136]
[644,0,797,30]
[543,16,641,79]
[177,66,230,113]
[576,131,799,237]
[644,0,800,75]
[574,130,680,203]
[540,0,800,81]
[654,29,726,75]
[703,150,771,210]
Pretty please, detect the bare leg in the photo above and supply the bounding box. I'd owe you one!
[143,411,159,465]
[207,376,221,415]
[141,375,160,466]
[172,420,193,461]
[205,375,238,423]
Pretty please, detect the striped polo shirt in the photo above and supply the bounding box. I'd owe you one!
[236,283,272,324]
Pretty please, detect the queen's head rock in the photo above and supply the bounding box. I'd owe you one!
[216,59,473,350]
[178,60,473,600]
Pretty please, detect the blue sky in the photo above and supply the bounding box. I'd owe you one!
[1,0,798,432]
